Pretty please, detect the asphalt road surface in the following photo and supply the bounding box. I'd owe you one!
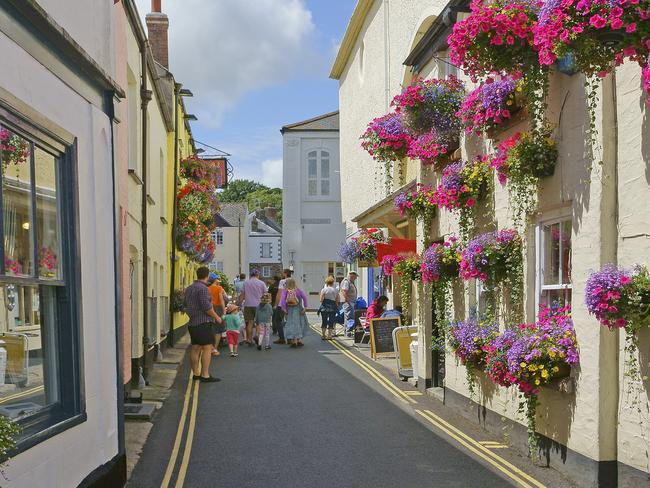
[129,326,529,488]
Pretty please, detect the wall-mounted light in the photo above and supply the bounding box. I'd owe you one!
[21,222,29,230]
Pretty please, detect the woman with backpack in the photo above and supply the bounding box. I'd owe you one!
[279,278,309,348]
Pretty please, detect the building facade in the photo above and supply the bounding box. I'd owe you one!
[211,203,248,282]
[281,112,347,297]
[333,1,650,486]
[0,0,126,485]
[247,208,282,281]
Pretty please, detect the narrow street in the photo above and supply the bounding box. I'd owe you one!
[127,318,562,488]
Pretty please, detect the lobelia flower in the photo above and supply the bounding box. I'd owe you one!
[449,319,499,366]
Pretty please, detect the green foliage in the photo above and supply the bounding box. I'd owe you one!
[0,415,20,463]
[218,179,266,203]
[246,188,283,223]
[214,271,234,295]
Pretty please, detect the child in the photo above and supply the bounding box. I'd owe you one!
[224,304,242,357]
[255,293,274,351]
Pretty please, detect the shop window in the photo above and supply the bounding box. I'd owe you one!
[537,218,572,309]
[0,115,83,448]
[306,150,330,197]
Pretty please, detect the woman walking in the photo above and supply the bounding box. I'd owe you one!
[279,278,308,348]
[319,276,339,340]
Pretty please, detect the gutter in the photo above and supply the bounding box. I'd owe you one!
[141,41,152,377]
[167,82,180,347]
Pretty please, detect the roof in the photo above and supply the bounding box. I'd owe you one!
[329,0,375,80]
[403,0,470,73]
[281,111,339,133]
[214,202,248,227]
[249,210,282,235]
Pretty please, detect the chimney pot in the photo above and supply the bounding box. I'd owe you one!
[152,0,161,12]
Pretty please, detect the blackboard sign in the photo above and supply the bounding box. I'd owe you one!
[369,317,401,358]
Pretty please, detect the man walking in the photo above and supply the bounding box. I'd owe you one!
[239,269,267,346]
[273,268,292,344]
[340,271,358,329]
[234,273,246,305]
[184,266,223,383]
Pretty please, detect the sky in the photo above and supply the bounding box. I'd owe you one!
[135,0,357,188]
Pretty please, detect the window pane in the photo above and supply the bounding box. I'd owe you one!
[308,159,317,178]
[541,288,572,308]
[321,159,330,179]
[321,151,330,159]
[34,148,61,280]
[0,284,59,419]
[543,223,560,286]
[308,180,317,196]
[561,220,572,284]
[321,179,330,195]
[2,128,33,276]
[307,151,317,158]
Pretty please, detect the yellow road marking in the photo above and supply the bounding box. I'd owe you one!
[160,371,194,488]
[0,385,44,404]
[312,325,415,404]
[404,391,423,396]
[480,441,509,449]
[419,410,545,488]
[174,379,200,488]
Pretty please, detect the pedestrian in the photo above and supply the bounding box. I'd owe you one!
[365,295,389,329]
[318,276,339,340]
[234,273,246,305]
[183,266,223,383]
[208,273,227,355]
[255,293,274,350]
[223,303,242,357]
[339,271,358,329]
[273,269,293,345]
[268,276,280,335]
[279,278,309,348]
[240,269,267,346]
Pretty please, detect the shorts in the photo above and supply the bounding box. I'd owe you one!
[213,321,226,335]
[226,330,240,346]
[188,323,215,346]
[244,306,257,322]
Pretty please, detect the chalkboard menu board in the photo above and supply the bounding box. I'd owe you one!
[369,317,401,358]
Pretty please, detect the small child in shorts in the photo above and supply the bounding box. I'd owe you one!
[255,293,274,351]
[224,304,242,357]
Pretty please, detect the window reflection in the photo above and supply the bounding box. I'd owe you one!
[2,127,33,276]
[35,147,61,280]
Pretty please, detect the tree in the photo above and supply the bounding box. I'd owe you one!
[218,179,265,203]
[246,187,282,223]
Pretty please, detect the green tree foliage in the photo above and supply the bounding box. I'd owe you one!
[218,179,265,203]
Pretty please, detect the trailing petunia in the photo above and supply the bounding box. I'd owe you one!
[406,130,451,167]
[457,76,523,135]
[360,113,412,163]
[484,328,519,387]
[380,254,405,275]
[394,183,438,223]
[460,229,522,284]
[420,237,462,283]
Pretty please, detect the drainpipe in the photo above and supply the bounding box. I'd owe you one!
[238,215,242,274]
[141,42,152,378]
[167,82,180,347]
[598,70,619,487]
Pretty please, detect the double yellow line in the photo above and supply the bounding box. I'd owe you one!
[310,325,415,405]
[160,372,200,488]
[317,326,545,488]
[0,385,44,404]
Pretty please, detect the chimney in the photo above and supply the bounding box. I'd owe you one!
[264,207,278,223]
[146,0,169,68]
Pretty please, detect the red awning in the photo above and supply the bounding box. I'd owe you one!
[376,238,417,261]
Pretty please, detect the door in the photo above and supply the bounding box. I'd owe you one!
[302,262,326,301]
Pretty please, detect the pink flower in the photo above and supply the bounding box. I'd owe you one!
[589,15,607,29]
[625,23,637,33]
[610,18,623,30]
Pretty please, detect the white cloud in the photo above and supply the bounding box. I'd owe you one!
[260,159,283,188]
[135,0,320,127]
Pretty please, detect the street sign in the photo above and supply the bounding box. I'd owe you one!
[369,316,400,359]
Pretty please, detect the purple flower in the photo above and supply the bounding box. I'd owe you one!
[337,240,361,264]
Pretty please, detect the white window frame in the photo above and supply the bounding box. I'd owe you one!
[213,229,224,246]
[262,265,271,278]
[305,149,331,198]
[438,49,458,80]
[535,216,572,314]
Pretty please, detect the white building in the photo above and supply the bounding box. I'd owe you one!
[0,0,125,485]
[246,208,282,281]
[211,203,248,282]
[281,112,347,298]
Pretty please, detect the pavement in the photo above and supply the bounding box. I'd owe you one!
[127,314,576,488]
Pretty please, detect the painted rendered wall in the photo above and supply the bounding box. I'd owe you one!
[282,129,346,292]
[0,27,118,488]
[213,226,246,282]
